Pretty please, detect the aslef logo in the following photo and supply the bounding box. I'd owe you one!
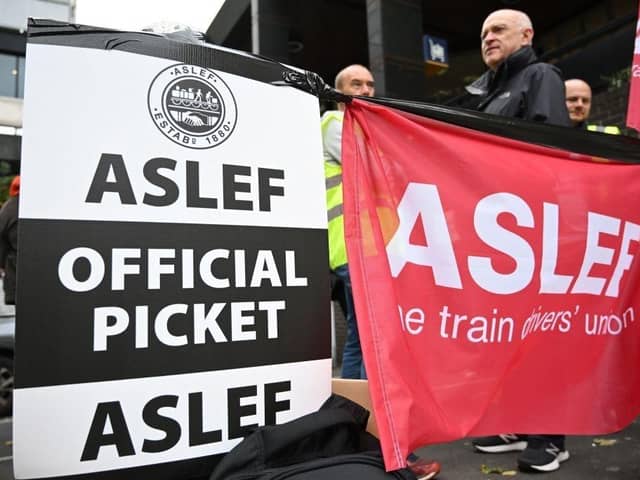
[148,64,238,149]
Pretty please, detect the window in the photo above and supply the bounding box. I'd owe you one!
[0,53,24,98]
[17,56,25,98]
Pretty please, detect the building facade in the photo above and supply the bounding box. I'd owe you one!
[207,0,637,130]
[0,0,75,170]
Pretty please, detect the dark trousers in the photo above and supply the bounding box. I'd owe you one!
[527,434,566,448]
[334,265,365,379]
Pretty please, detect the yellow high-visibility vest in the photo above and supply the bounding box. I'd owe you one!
[324,160,347,270]
[321,111,348,270]
[587,124,621,135]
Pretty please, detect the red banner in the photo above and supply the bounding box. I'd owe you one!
[343,99,640,470]
[627,1,640,130]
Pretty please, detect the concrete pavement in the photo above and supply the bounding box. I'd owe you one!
[1,357,638,480]
[416,416,640,479]
[0,416,638,479]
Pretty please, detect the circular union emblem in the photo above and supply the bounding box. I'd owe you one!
[148,64,238,149]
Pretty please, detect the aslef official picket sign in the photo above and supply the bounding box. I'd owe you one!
[14,20,331,480]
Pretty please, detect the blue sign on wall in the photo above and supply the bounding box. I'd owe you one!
[423,34,448,66]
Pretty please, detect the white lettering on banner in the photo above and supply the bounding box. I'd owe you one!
[438,305,515,343]
[398,304,425,335]
[540,203,573,293]
[585,306,635,335]
[606,221,640,296]
[386,183,462,287]
[112,249,142,290]
[401,302,636,342]
[58,247,308,292]
[387,183,640,297]
[468,193,535,294]
[521,305,576,339]
[58,247,106,292]
[93,301,287,351]
[572,213,620,294]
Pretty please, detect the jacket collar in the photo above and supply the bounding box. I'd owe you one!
[466,46,538,95]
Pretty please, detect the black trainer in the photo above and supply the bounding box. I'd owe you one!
[472,434,528,453]
[517,438,570,472]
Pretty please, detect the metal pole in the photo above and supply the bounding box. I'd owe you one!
[251,0,259,55]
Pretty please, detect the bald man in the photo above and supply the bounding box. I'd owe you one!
[465,9,570,126]
[322,65,441,479]
[565,79,592,127]
[335,64,375,101]
[469,9,571,475]
[321,65,375,164]
[321,64,375,381]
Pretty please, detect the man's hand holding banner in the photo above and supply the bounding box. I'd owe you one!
[343,98,640,470]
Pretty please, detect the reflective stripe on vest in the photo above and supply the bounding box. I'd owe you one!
[324,160,347,270]
[587,124,621,135]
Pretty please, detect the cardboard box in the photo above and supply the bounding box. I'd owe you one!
[331,378,378,437]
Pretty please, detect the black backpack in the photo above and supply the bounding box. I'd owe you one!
[209,394,416,479]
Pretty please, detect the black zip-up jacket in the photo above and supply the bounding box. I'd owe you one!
[465,46,571,126]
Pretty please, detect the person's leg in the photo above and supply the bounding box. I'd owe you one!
[335,265,362,379]
[330,270,348,317]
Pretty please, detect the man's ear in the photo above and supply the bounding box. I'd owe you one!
[522,27,534,45]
